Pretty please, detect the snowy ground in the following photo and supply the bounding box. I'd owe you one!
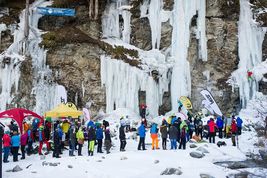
[1,139,241,178]
[3,125,267,178]
[3,95,267,178]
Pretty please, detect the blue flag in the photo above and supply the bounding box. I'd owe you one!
[37,7,75,17]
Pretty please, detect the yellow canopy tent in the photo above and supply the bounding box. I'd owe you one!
[45,103,83,118]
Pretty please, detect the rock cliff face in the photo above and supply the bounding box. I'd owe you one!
[0,0,266,117]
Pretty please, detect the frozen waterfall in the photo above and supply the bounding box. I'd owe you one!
[230,0,266,108]
[170,0,207,111]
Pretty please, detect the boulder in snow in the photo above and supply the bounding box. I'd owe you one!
[154,160,160,164]
[200,173,215,178]
[190,144,198,148]
[160,168,182,175]
[196,147,209,154]
[68,165,73,168]
[12,165,23,172]
[120,156,128,160]
[96,160,102,162]
[190,151,205,158]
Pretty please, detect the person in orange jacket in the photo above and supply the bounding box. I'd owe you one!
[150,123,159,150]
[208,118,217,144]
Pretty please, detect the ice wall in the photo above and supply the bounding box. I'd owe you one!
[101,55,167,117]
[230,0,266,108]
[101,0,208,116]
[170,0,207,111]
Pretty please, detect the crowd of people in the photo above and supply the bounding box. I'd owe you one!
[2,111,245,163]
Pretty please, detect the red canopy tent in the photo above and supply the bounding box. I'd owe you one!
[0,108,43,132]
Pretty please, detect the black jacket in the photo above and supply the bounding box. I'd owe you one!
[105,130,111,141]
[160,125,168,138]
[88,127,96,141]
[119,126,126,140]
[169,126,178,140]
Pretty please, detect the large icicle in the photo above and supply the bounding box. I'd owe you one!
[229,0,266,108]
[170,0,207,111]
[148,0,163,49]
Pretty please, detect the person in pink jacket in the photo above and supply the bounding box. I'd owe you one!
[20,132,28,159]
[208,118,217,144]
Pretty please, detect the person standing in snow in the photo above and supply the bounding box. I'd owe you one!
[38,125,50,155]
[150,123,159,150]
[196,117,203,140]
[104,127,112,154]
[88,125,96,156]
[137,121,146,150]
[69,124,76,156]
[216,116,224,139]
[231,119,238,146]
[53,126,61,158]
[236,117,243,135]
[11,131,20,162]
[96,123,104,153]
[179,125,187,150]
[188,119,194,139]
[27,127,34,155]
[169,124,178,150]
[3,130,11,163]
[208,118,217,144]
[160,120,168,150]
[119,122,127,151]
[20,131,28,159]
[76,127,84,156]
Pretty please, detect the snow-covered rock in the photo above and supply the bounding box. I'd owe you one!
[160,168,182,175]
[190,151,205,158]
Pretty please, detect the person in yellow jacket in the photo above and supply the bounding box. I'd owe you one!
[62,120,70,139]
[76,127,84,156]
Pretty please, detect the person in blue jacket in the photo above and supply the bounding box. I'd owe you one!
[236,117,243,135]
[96,124,104,153]
[137,121,146,150]
[11,131,20,162]
[216,116,224,138]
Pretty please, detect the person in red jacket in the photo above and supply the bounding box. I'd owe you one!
[208,118,217,144]
[231,119,238,146]
[20,132,28,159]
[3,131,11,163]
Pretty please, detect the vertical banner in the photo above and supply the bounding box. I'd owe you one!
[200,89,222,116]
